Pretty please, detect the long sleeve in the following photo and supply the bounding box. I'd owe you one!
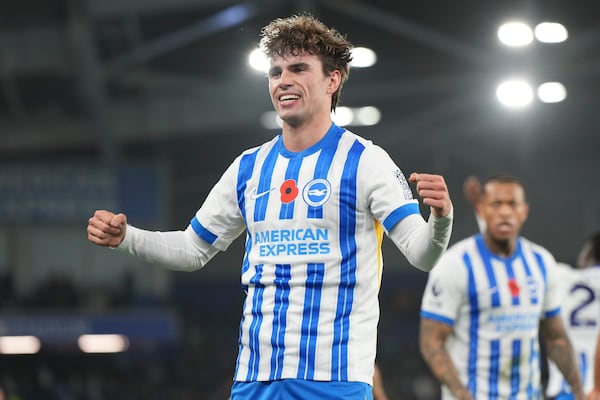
[116,224,219,271]
[387,207,453,271]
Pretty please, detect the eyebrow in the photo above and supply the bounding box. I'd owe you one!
[268,62,311,75]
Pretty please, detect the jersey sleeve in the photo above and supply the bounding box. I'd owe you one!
[359,144,420,232]
[420,249,467,326]
[542,253,563,318]
[190,155,247,251]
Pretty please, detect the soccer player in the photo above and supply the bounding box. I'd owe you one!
[87,13,453,400]
[546,232,600,398]
[566,232,600,400]
[419,175,584,400]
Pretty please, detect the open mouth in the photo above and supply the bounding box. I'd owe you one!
[279,94,300,104]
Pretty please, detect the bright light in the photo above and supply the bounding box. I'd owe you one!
[332,107,354,126]
[248,48,269,73]
[535,22,568,43]
[78,334,129,353]
[0,336,41,354]
[260,111,281,129]
[260,106,381,130]
[249,46,377,72]
[537,82,567,103]
[350,47,377,68]
[498,22,534,46]
[355,106,381,126]
[496,80,534,107]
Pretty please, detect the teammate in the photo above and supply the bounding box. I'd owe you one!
[564,232,600,400]
[87,13,453,400]
[546,233,600,398]
[419,175,584,399]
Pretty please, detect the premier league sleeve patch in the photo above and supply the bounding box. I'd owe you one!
[393,169,413,200]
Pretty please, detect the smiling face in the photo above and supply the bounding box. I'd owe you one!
[477,180,529,255]
[268,53,340,129]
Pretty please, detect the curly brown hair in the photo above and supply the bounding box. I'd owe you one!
[259,13,353,111]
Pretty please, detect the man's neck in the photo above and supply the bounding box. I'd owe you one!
[281,117,333,153]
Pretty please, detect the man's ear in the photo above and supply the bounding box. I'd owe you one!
[327,70,342,94]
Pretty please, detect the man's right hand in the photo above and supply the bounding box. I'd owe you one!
[87,210,127,248]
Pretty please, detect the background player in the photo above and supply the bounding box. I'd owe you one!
[419,175,584,399]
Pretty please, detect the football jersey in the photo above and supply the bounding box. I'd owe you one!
[421,234,561,399]
[190,123,420,384]
[546,262,600,397]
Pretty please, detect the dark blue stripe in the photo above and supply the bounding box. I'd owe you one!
[254,144,280,222]
[533,250,548,305]
[545,307,561,318]
[297,263,324,380]
[238,151,259,295]
[382,203,420,232]
[190,217,218,244]
[238,149,259,221]
[279,158,302,220]
[269,264,291,380]
[245,265,265,381]
[517,241,539,305]
[510,339,521,397]
[476,235,501,307]
[420,310,454,326]
[489,339,500,400]
[581,351,588,389]
[504,260,520,306]
[464,252,479,397]
[307,125,343,219]
[331,140,364,381]
[526,337,536,398]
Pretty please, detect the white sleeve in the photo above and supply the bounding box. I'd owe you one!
[388,207,453,271]
[117,224,219,271]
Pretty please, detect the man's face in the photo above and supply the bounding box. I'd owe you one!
[267,53,339,128]
[477,182,529,242]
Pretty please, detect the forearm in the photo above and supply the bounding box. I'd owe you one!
[117,225,218,271]
[419,320,471,400]
[589,335,600,399]
[389,208,453,271]
[545,336,585,398]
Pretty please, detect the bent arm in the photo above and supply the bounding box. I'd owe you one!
[117,224,219,271]
[540,315,585,400]
[419,317,472,400]
[587,334,600,399]
[388,208,453,271]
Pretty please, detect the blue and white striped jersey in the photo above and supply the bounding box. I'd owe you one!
[190,123,420,384]
[546,262,600,397]
[420,234,561,399]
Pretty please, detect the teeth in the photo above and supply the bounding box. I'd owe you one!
[280,95,299,101]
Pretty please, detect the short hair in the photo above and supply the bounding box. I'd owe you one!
[588,231,600,263]
[481,175,526,198]
[259,13,353,111]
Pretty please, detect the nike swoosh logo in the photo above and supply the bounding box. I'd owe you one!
[249,188,275,200]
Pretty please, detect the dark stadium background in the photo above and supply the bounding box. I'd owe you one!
[1,1,598,398]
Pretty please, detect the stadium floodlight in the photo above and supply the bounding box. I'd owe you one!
[249,46,377,73]
[350,47,377,68]
[0,335,41,354]
[534,22,568,43]
[248,48,269,73]
[260,106,381,130]
[355,106,381,126]
[332,107,354,126]
[498,22,534,47]
[537,82,567,103]
[496,80,534,107]
[78,334,129,353]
